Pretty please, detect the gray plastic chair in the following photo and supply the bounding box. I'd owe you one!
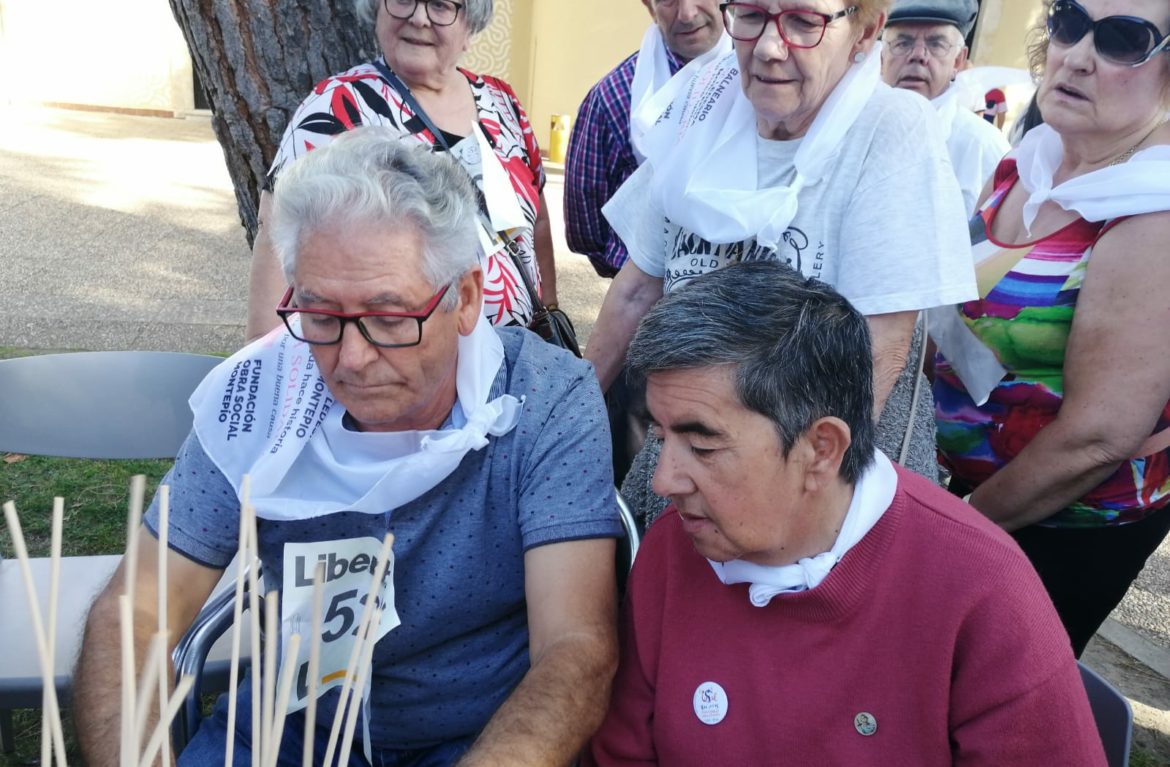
[1079,661,1133,767]
[0,350,221,458]
[0,350,221,752]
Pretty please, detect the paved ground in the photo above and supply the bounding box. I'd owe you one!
[1,105,1168,759]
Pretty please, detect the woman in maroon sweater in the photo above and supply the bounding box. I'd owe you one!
[585,262,1105,766]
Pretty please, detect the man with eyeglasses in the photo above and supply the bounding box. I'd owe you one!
[880,0,1009,215]
[75,129,621,766]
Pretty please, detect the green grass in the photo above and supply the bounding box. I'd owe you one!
[1,456,171,764]
[1,457,170,559]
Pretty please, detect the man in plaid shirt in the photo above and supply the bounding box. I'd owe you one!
[564,0,726,278]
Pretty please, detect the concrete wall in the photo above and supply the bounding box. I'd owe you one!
[0,0,193,114]
[970,0,1046,70]
[522,1,651,150]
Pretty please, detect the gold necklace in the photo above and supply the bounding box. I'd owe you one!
[1109,120,1167,166]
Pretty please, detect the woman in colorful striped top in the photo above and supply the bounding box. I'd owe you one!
[932,0,1170,656]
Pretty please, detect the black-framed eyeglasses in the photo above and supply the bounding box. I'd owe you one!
[1048,0,1170,67]
[276,284,451,348]
[719,2,858,47]
[384,0,464,27]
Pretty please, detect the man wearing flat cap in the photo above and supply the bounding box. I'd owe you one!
[881,0,1009,215]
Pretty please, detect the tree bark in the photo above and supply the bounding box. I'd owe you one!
[167,0,377,245]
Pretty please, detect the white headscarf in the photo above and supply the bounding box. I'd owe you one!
[190,315,523,521]
[635,42,885,251]
[628,24,733,163]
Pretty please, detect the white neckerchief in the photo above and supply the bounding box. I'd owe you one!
[639,43,884,250]
[930,123,1170,405]
[931,86,962,140]
[190,315,523,521]
[1017,122,1170,235]
[708,451,897,607]
[629,25,733,164]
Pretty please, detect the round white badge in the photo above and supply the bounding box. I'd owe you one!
[854,712,878,736]
[692,681,729,725]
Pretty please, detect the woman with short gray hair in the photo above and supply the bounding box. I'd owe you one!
[245,0,555,338]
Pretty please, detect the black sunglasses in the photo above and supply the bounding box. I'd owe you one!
[1048,0,1170,67]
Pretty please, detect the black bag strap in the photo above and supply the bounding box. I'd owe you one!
[371,59,453,152]
[371,58,547,316]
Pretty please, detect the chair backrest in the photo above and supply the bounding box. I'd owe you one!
[615,490,641,590]
[171,568,255,751]
[1078,661,1133,767]
[0,351,221,459]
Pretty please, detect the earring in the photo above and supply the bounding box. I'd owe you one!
[853,52,865,63]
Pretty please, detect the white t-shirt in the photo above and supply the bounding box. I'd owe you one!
[612,86,976,317]
[947,106,1010,216]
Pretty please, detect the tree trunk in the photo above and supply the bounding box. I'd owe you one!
[167,0,377,246]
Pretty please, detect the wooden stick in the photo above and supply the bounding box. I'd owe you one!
[223,492,254,767]
[261,590,279,767]
[137,674,195,767]
[157,484,171,767]
[337,607,383,767]
[265,633,302,767]
[132,631,167,753]
[322,534,394,767]
[40,498,63,767]
[3,502,69,767]
[120,595,139,767]
[301,564,325,767]
[121,475,146,767]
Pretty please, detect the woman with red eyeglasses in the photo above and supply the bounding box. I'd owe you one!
[933,0,1170,657]
[588,0,976,530]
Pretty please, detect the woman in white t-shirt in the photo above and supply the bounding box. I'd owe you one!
[586,0,975,526]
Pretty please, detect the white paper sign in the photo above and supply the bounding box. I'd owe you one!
[281,536,401,714]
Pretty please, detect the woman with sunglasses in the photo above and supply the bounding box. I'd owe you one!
[244,0,555,339]
[587,0,975,527]
[933,0,1170,657]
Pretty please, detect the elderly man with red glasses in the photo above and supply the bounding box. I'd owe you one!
[880,0,1010,215]
[933,0,1170,658]
[74,129,622,766]
[588,0,975,529]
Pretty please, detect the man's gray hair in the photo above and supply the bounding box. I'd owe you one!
[354,0,494,34]
[269,126,480,304]
[627,262,877,484]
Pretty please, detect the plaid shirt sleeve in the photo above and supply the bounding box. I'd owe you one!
[564,55,640,277]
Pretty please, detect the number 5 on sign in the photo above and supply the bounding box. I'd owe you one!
[281,537,400,713]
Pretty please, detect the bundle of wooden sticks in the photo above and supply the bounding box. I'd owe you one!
[3,475,393,766]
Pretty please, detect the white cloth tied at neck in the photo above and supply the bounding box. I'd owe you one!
[708,451,897,606]
[1017,122,1170,235]
[629,24,733,164]
[189,314,523,521]
[931,87,962,141]
[639,42,883,250]
[931,122,1170,404]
